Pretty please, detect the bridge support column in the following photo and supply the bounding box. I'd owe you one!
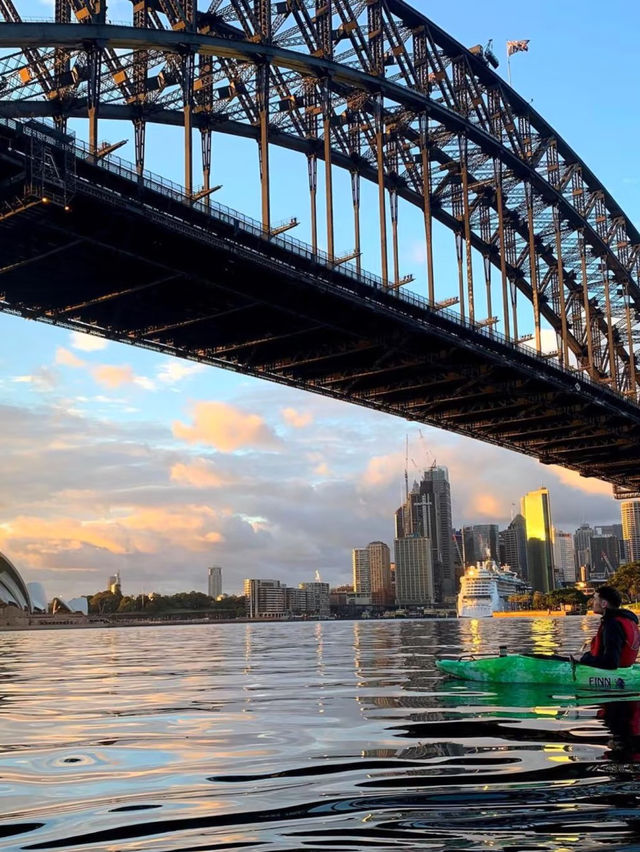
[86,43,102,156]
[257,62,271,233]
[526,184,542,353]
[553,206,569,368]
[375,95,388,286]
[624,283,637,398]
[419,114,434,304]
[579,230,596,378]
[460,136,474,323]
[323,82,334,260]
[351,170,360,273]
[390,187,399,286]
[308,155,317,254]
[602,265,618,391]
[182,50,195,200]
[201,126,212,208]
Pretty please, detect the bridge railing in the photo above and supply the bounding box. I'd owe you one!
[0,116,603,393]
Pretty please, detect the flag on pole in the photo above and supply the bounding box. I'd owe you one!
[507,39,530,57]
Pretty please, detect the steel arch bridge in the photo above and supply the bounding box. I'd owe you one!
[0,0,639,495]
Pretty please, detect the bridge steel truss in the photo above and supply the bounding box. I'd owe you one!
[0,0,639,495]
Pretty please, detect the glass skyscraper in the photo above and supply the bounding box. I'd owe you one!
[395,466,454,602]
[521,487,555,592]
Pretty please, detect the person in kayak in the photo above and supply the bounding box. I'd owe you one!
[579,586,640,670]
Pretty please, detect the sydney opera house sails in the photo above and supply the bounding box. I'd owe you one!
[0,551,32,611]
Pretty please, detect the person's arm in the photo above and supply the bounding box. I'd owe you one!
[580,619,624,669]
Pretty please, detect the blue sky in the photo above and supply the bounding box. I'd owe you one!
[0,0,636,599]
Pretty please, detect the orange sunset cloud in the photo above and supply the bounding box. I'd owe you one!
[173,401,280,451]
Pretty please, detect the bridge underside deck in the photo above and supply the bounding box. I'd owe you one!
[1,124,639,492]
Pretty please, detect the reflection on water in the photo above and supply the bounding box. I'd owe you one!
[2,617,640,850]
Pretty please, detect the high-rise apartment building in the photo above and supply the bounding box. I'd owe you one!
[208,566,222,599]
[499,514,528,579]
[621,500,640,563]
[352,548,371,601]
[298,582,330,616]
[108,572,121,594]
[243,579,286,618]
[521,487,555,592]
[395,466,454,601]
[394,536,433,607]
[552,529,576,584]
[352,542,392,607]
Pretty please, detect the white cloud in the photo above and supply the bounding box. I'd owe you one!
[157,360,205,384]
[70,331,109,352]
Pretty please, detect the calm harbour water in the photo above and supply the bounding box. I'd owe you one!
[2,618,640,851]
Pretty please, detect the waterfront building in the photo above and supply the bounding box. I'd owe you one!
[27,581,47,613]
[299,582,330,616]
[0,551,31,611]
[243,579,286,618]
[395,466,454,602]
[352,542,392,607]
[521,487,555,592]
[552,529,576,584]
[208,566,222,599]
[621,500,640,563]
[394,536,433,607]
[499,514,528,580]
[573,524,594,576]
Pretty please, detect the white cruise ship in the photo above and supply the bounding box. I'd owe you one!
[457,560,528,618]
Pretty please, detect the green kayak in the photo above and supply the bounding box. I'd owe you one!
[436,654,640,691]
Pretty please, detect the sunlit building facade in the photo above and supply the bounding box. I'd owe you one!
[621,500,640,563]
[394,536,433,607]
[352,541,392,607]
[521,488,555,592]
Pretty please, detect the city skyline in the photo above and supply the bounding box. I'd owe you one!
[0,1,637,600]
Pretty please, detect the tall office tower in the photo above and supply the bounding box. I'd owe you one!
[573,524,595,576]
[621,500,640,562]
[243,579,286,618]
[394,537,433,607]
[208,566,222,599]
[552,529,576,584]
[596,524,626,563]
[353,542,392,606]
[499,514,528,579]
[108,572,121,594]
[395,466,454,601]
[589,536,620,578]
[463,524,499,564]
[521,487,555,592]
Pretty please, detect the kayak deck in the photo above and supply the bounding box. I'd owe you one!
[436,654,640,690]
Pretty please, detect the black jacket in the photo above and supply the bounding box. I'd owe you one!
[580,607,640,669]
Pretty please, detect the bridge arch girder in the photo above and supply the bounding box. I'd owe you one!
[0,11,638,397]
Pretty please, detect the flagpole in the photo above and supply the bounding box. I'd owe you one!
[507,54,511,86]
